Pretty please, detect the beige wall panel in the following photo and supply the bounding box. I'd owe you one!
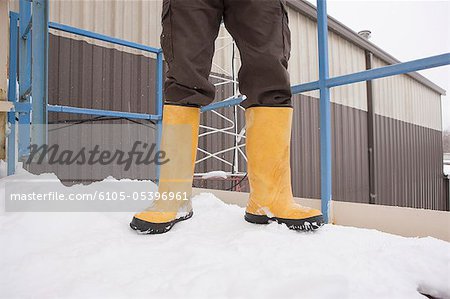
[288,9,319,99]
[287,8,367,110]
[1,0,11,160]
[328,30,367,111]
[0,1,9,91]
[46,0,163,57]
[9,0,18,12]
[372,57,442,130]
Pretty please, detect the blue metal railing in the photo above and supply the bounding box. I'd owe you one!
[7,0,450,222]
[48,22,162,54]
[47,105,162,121]
[18,0,31,160]
[7,10,164,178]
[201,54,450,111]
[7,12,19,176]
[45,21,164,122]
[316,0,332,221]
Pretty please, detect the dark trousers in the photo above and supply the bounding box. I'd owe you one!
[161,0,292,108]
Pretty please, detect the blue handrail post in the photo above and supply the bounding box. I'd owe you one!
[317,0,332,223]
[31,0,49,148]
[155,52,164,183]
[18,0,31,159]
[7,13,19,176]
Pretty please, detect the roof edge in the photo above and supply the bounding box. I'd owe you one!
[287,0,446,95]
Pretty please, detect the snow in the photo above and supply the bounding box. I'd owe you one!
[0,165,449,298]
[202,170,228,179]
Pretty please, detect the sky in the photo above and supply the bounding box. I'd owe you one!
[305,0,450,131]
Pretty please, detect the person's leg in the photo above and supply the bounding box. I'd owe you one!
[223,0,291,108]
[224,0,324,230]
[163,0,223,107]
[130,0,223,234]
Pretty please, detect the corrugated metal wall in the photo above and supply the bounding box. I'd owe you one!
[288,8,368,111]
[372,57,442,131]
[9,0,235,77]
[291,95,370,203]
[291,94,444,207]
[47,34,157,116]
[29,34,158,184]
[374,115,445,210]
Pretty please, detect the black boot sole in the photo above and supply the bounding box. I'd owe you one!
[245,212,324,231]
[130,211,193,234]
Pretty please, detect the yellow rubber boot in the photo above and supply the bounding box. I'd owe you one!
[130,104,200,234]
[244,107,324,231]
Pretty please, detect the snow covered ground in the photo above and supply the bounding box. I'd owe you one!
[0,166,449,298]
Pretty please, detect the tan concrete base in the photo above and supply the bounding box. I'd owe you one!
[193,188,450,242]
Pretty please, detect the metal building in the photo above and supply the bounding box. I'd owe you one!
[7,0,447,210]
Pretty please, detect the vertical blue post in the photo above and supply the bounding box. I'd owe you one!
[317,0,332,223]
[18,0,31,159]
[155,51,164,183]
[7,13,19,175]
[19,0,31,92]
[31,0,49,147]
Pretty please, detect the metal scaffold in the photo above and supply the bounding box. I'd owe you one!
[194,22,248,189]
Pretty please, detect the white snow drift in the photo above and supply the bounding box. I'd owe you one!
[0,165,449,298]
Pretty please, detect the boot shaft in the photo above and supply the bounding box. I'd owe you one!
[245,107,294,214]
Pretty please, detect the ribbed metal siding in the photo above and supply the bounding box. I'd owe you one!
[287,7,367,111]
[48,0,234,80]
[444,176,450,211]
[8,0,234,74]
[28,33,158,183]
[291,94,370,203]
[48,34,157,116]
[48,0,162,52]
[372,57,442,131]
[291,94,320,198]
[374,115,445,210]
[331,101,370,203]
